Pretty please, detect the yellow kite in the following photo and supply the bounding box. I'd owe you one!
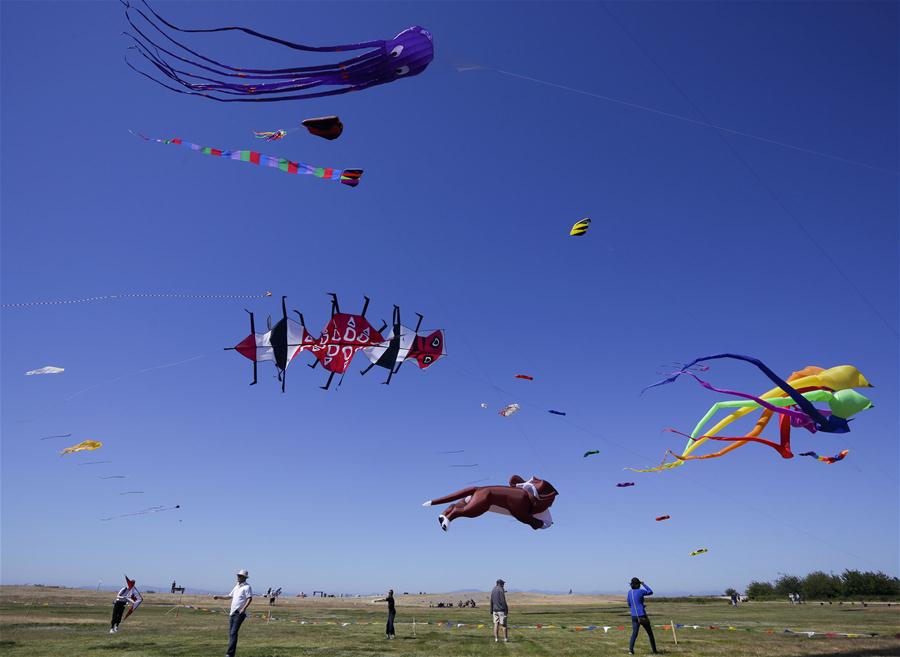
[60,440,103,456]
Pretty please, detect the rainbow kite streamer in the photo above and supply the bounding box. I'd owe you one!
[132,132,362,187]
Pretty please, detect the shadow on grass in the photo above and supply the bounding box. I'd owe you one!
[86,641,159,650]
[802,648,900,657]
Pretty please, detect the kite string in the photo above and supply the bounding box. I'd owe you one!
[65,354,206,401]
[457,65,896,177]
[595,2,898,338]
[1,291,272,309]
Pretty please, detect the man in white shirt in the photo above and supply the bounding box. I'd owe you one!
[109,575,143,634]
[214,569,253,657]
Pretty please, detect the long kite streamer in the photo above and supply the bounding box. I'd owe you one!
[123,1,433,103]
[3,290,271,309]
[132,132,362,186]
[101,504,180,521]
[799,450,849,464]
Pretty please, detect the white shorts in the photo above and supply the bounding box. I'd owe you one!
[492,611,507,626]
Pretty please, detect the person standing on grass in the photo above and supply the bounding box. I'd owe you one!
[490,579,509,643]
[627,577,658,655]
[213,569,253,657]
[374,589,397,639]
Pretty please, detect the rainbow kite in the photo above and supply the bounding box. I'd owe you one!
[132,132,362,187]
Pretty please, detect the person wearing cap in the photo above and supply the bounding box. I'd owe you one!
[627,577,658,655]
[490,579,509,643]
[109,575,142,634]
[214,569,253,657]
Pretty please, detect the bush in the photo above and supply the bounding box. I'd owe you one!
[746,581,775,600]
[773,574,803,597]
[724,588,738,597]
[744,570,899,600]
[801,571,841,599]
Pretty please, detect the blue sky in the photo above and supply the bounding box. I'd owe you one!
[1,1,897,596]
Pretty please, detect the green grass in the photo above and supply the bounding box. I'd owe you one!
[1,589,898,657]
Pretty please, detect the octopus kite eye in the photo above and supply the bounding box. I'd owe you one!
[390,45,404,58]
[395,65,410,76]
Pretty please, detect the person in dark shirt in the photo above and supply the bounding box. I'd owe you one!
[490,579,509,643]
[627,577,658,654]
[374,589,396,639]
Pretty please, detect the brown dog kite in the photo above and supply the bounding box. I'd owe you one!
[423,475,558,531]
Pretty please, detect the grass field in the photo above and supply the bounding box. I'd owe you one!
[1,586,897,657]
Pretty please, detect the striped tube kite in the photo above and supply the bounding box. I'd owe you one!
[132,132,362,186]
[798,450,850,464]
[633,355,873,472]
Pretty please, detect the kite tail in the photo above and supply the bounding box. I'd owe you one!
[799,450,849,464]
[644,354,830,429]
[427,486,480,506]
[134,0,384,54]
[254,130,288,142]
[131,131,362,186]
[123,2,386,101]
[707,435,794,458]
[675,369,814,425]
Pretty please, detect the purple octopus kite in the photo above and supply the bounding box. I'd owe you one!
[123,1,433,102]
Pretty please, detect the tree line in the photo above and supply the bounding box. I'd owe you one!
[740,570,899,600]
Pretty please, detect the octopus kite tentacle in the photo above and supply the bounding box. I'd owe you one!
[630,365,872,472]
[675,370,819,428]
[644,354,872,433]
[122,0,434,102]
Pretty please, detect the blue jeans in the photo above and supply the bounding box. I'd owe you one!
[227,611,246,657]
[629,615,657,653]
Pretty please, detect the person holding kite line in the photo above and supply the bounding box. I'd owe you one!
[109,575,142,633]
[627,577,658,654]
[214,569,253,657]
[373,589,397,639]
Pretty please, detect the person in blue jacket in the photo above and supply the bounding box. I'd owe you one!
[627,577,658,654]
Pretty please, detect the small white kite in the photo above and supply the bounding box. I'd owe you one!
[498,403,521,417]
[26,366,64,375]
